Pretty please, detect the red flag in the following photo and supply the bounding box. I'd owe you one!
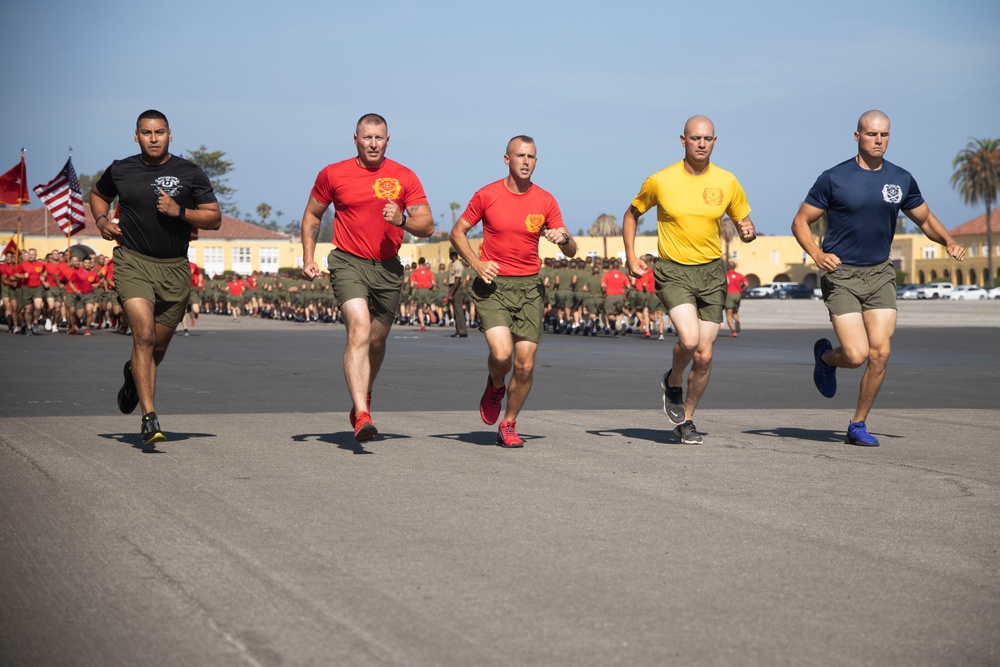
[2,236,18,256]
[0,157,29,206]
[33,158,86,236]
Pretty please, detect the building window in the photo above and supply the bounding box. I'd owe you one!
[802,251,809,263]
[922,246,937,259]
[260,247,279,274]
[203,247,224,278]
[730,251,739,261]
[771,251,779,264]
[232,247,252,274]
[969,243,977,257]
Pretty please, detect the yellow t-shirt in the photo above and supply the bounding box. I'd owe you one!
[631,161,751,265]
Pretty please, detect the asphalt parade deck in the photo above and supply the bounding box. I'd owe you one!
[2,299,998,666]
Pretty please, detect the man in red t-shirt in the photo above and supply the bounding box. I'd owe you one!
[1,250,21,333]
[69,256,100,335]
[409,257,435,331]
[226,275,247,321]
[601,262,631,337]
[299,113,435,442]
[17,248,46,335]
[450,135,578,448]
[43,250,64,330]
[180,261,202,334]
[725,261,747,337]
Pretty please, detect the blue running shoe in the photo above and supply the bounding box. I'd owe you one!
[813,338,836,398]
[846,421,879,447]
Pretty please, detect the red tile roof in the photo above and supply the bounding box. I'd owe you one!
[950,208,1000,236]
[0,205,289,240]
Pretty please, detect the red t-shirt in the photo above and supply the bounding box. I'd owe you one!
[635,269,655,293]
[18,261,45,288]
[602,270,630,296]
[57,262,73,287]
[189,262,201,288]
[104,260,115,287]
[1,262,17,287]
[311,158,429,261]
[71,268,98,294]
[44,261,60,287]
[227,279,246,297]
[460,180,564,277]
[410,266,435,289]
[726,270,747,294]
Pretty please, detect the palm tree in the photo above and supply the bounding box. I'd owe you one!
[952,138,1000,286]
[449,202,460,225]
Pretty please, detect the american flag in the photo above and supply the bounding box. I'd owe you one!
[34,158,86,236]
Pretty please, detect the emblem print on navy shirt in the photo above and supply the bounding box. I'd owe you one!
[882,183,902,204]
[152,176,182,197]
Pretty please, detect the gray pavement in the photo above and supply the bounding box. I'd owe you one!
[1,300,998,666]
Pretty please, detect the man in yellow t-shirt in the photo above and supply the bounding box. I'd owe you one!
[622,115,757,444]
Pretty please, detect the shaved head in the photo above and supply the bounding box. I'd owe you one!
[684,115,715,136]
[857,109,889,132]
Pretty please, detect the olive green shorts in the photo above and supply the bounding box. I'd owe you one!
[1,285,16,300]
[604,294,625,315]
[411,287,434,307]
[327,248,404,326]
[725,292,742,311]
[821,260,896,317]
[472,275,544,344]
[19,285,44,303]
[654,258,726,324]
[187,290,201,306]
[112,246,191,328]
[47,284,63,299]
[76,291,99,306]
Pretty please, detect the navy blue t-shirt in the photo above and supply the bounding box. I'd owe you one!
[805,158,924,266]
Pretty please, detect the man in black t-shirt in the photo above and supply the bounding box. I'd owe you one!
[90,109,221,447]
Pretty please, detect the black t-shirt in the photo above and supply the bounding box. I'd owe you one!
[95,154,217,259]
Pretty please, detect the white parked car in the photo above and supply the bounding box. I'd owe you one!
[744,281,799,299]
[944,285,988,300]
[916,282,955,299]
[990,287,1000,300]
[898,284,924,299]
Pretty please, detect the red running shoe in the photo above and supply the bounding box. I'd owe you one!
[353,410,377,442]
[349,392,373,428]
[479,375,506,425]
[496,420,523,448]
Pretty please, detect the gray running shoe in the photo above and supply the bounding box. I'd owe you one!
[661,369,685,424]
[674,420,703,445]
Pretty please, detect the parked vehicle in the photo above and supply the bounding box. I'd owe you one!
[944,285,988,300]
[770,283,816,299]
[989,287,1000,300]
[744,282,799,299]
[898,284,925,299]
[896,283,919,297]
[916,282,954,299]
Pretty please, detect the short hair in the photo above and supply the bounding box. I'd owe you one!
[857,110,889,132]
[507,135,535,151]
[357,113,387,131]
[449,248,458,258]
[137,109,169,128]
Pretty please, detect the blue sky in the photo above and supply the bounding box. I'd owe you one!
[2,0,997,237]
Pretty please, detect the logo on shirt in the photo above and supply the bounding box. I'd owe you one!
[152,176,182,197]
[525,214,545,233]
[702,188,724,206]
[373,178,401,200]
[882,184,903,204]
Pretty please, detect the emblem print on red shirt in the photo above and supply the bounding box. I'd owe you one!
[373,178,401,200]
[525,214,545,233]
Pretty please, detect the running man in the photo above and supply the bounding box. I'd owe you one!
[90,109,222,447]
[300,113,434,442]
[791,110,965,446]
[623,115,757,444]
[724,261,747,337]
[450,135,577,448]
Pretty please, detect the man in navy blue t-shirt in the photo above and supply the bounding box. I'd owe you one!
[791,110,965,446]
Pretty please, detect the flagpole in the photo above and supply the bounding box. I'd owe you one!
[16,149,25,255]
[65,147,72,255]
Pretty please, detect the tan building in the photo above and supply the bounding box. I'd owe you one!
[4,206,993,287]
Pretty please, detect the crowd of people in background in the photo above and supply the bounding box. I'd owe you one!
[2,250,740,341]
